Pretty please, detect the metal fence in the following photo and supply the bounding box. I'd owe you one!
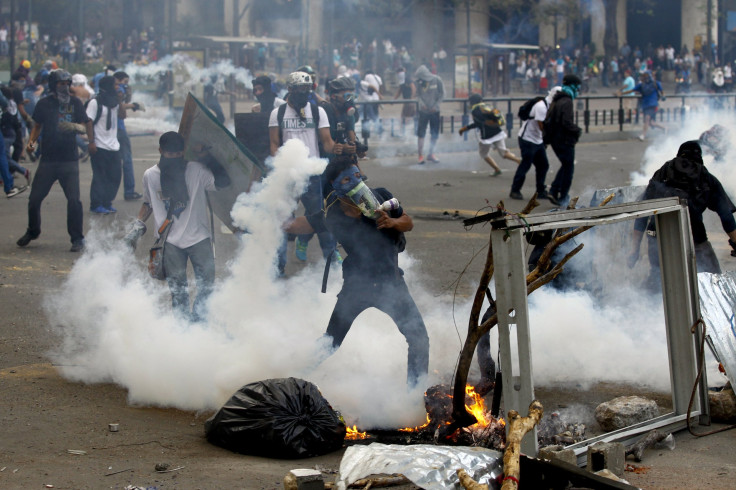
[352,93,736,138]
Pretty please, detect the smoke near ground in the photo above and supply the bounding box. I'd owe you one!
[45,106,733,429]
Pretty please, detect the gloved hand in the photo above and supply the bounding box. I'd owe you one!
[123,219,147,250]
[729,239,736,257]
[458,126,467,136]
[131,102,145,112]
[58,121,87,134]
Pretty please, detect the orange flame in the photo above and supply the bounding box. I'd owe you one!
[345,425,368,440]
[465,385,491,427]
[399,414,431,432]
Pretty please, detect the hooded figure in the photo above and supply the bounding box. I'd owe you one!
[252,75,279,114]
[96,75,119,131]
[631,140,736,276]
[413,65,445,163]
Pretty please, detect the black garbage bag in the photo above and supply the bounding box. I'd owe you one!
[204,377,346,458]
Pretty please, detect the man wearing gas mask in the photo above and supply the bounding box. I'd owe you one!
[285,157,430,389]
[270,71,341,275]
[18,69,93,252]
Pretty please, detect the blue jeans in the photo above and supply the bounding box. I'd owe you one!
[0,135,13,193]
[296,175,338,259]
[164,238,215,322]
[549,143,575,203]
[512,138,549,194]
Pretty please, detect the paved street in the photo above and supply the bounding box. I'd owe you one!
[1,117,734,488]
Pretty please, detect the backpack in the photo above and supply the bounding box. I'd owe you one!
[277,101,322,155]
[518,96,546,121]
[84,97,104,126]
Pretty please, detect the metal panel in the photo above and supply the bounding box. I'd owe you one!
[491,229,538,456]
[486,200,706,460]
[655,209,708,421]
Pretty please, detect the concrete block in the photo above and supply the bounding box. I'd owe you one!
[538,445,577,466]
[283,468,324,490]
[586,441,625,477]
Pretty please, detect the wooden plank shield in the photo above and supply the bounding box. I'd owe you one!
[178,93,266,231]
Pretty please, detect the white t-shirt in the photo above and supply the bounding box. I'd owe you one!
[142,161,216,249]
[86,98,120,151]
[519,98,548,145]
[268,103,329,158]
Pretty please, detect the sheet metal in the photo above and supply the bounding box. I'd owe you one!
[336,443,503,490]
[698,271,736,388]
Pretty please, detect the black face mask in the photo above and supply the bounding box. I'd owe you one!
[290,92,309,111]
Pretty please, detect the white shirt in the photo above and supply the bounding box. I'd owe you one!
[268,103,329,158]
[519,98,548,145]
[86,98,119,151]
[142,161,216,249]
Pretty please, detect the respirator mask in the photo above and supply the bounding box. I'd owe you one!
[333,165,399,219]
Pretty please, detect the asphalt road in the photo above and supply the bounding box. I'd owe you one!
[1,123,734,489]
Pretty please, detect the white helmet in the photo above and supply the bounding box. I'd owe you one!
[286,71,312,90]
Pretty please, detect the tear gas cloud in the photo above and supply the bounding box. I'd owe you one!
[46,110,735,429]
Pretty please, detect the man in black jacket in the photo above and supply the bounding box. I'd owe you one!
[544,74,582,207]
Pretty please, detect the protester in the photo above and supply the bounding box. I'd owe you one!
[620,71,666,141]
[458,94,521,177]
[414,65,444,164]
[285,157,429,388]
[545,74,582,207]
[127,132,230,321]
[113,71,144,201]
[394,67,416,138]
[250,75,285,114]
[629,141,736,278]
[509,89,557,200]
[17,70,93,252]
[269,71,341,275]
[87,75,122,214]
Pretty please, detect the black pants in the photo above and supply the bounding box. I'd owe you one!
[89,148,121,209]
[512,138,549,194]
[549,142,576,202]
[26,159,84,243]
[325,277,430,387]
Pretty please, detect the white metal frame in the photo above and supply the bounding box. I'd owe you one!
[488,197,710,461]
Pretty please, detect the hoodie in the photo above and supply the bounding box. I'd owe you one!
[414,65,444,113]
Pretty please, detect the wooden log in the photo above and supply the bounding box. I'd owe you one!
[457,468,489,490]
[502,400,544,490]
[625,429,669,462]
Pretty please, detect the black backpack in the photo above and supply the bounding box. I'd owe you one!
[518,96,546,121]
[84,97,105,126]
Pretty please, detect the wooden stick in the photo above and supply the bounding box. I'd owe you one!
[625,429,669,462]
[502,400,544,490]
[457,468,489,490]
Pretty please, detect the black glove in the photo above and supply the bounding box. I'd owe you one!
[729,239,736,257]
[131,102,140,111]
[203,155,231,189]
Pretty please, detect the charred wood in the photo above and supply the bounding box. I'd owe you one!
[625,429,669,462]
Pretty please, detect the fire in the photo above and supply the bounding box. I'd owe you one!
[345,425,368,440]
[465,385,491,427]
[399,414,431,432]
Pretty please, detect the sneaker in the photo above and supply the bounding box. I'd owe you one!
[124,192,143,201]
[536,190,549,200]
[548,194,561,206]
[17,232,37,247]
[70,239,85,252]
[638,134,645,141]
[418,155,425,164]
[90,206,111,214]
[24,169,32,186]
[426,154,440,163]
[6,186,27,198]
[295,237,308,261]
[492,170,502,177]
[105,206,117,213]
[509,190,524,200]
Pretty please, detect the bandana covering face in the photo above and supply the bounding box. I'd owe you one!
[561,84,579,99]
[56,84,71,104]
